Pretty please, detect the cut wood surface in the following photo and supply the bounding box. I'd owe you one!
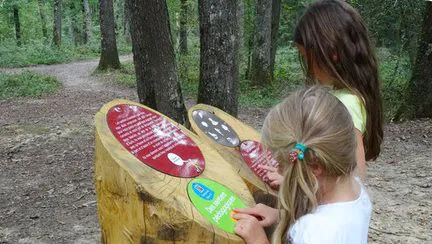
[188,104,277,198]
[95,99,255,243]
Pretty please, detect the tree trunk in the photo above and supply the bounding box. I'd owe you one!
[270,0,281,76]
[53,0,62,47]
[126,0,188,124]
[179,0,188,55]
[123,0,131,42]
[98,0,121,70]
[13,5,21,46]
[250,0,272,86]
[95,100,254,243]
[407,2,432,118]
[197,0,241,116]
[244,0,254,80]
[115,0,122,33]
[238,0,245,60]
[83,0,92,43]
[188,104,277,198]
[70,1,82,46]
[37,0,48,41]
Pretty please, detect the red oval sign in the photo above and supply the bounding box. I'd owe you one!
[239,140,277,183]
[107,104,205,178]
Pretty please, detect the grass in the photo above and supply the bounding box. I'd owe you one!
[0,39,132,68]
[93,61,136,88]
[0,71,61,99]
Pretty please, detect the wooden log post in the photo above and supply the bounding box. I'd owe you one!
[187,104,277,203]
[95,99,255,243]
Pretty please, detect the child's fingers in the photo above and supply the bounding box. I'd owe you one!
[231,212,256,221]
[232,207,258,215]
[269,180,280,187]
[258,164,278,172]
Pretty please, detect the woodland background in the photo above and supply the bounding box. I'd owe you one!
[0,0,431,121]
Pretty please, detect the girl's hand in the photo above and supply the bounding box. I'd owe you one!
[233,212,269,244]
[233,203,279,227]
[259,164,283,188]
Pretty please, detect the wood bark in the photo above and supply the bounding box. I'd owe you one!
[13,5,21,46]
[250,0,272,86]
[126,0,188,125]
[197,0,241,116]
[37,0,48,41]
[270,0,281,76]
[95,99,254,243]
[53,0,62,47]
[407,2,432,118]
[98,0,121,70]
[244,0,254,79]
[83,0,92,43]
[188,104,277,200]
[179,0,188,55]
[123,0,131,42]
[70,1,82,46]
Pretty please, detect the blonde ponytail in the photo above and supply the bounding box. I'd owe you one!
[261,86,357,243]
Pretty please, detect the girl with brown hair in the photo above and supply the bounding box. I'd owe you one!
[263,0,383,185]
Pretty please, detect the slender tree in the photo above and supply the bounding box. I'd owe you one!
[53,0,62,47]
[123,0,131,42]
[13,5,21,46]
[37,0,48,41]
[250,0,272,86]
[126,0,188,124]
[115,0,123,32]
[98,0,121,70]
[70,1,83,46]
[406,2,432,117]
[197,0,242,116]
[83,0,92,43]
[179,0,188,55]
[244,0,254,79]
[270,0,281,75]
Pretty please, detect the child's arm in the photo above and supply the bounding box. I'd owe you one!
[261,130,368,185]
[233,204,279,227]
[354,129,367,180]
[233,212,270,244]
[259,164,283,188]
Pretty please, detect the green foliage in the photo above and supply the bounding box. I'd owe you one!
[377,48,412,121]
[0,71,61,99]
[0,39,131,68]
[0,0,131,68]
[0,0,422,121]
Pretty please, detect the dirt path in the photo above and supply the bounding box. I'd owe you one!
[0,58,431,244]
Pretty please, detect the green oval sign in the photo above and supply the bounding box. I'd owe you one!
[187,178,246,233]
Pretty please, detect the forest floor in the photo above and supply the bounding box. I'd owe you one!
[0,57,431,244]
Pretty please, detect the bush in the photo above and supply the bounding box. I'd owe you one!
[378,48,411,120]
[0,39,132,68]
[0,71,61,99]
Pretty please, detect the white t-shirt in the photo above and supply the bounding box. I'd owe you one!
[287,179,372,244]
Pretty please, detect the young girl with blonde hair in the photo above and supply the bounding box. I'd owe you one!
[233,86,372,243]
[262,0,383,185]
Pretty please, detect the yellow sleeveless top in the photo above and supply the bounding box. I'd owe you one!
[331,89,367,134]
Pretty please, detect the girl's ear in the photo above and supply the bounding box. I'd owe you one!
[310,162,323,177]
[332,53,338,62]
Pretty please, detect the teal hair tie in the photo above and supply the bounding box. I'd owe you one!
[295,143,308,160]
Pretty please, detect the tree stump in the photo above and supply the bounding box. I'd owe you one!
[95,99,254,243]
[187,104,277,202]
